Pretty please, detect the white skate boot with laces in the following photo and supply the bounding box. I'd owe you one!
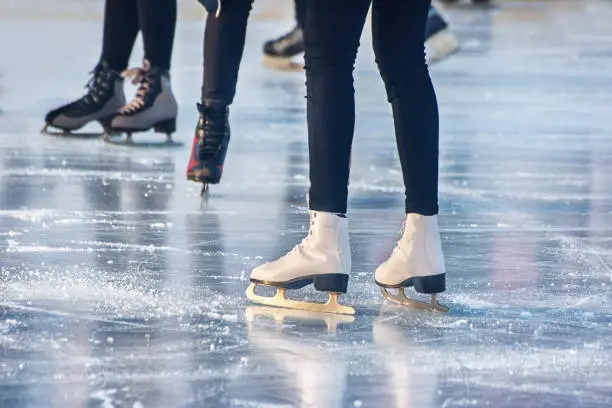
[247,210,354,315]
[375,213,448,312]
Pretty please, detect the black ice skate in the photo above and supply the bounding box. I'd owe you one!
[425,6,460,64]
[186,102,230,197]
[105,59,178,146]
[42,61,124,136]
[262,25,305,71]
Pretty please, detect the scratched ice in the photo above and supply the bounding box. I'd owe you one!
[1,1,612,407]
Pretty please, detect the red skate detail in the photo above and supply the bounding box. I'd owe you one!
[186,134,200,180]
[186,133,224,183]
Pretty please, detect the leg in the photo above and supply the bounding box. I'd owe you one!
[372,0,438,216]
[136,0,177,71]
[201,0,252,106]
[305,0,371,214]
[372,0,447,312]
[246,0,371,315]
[108,0,178,140]
[187,0,253,188]
[101,0,139,71]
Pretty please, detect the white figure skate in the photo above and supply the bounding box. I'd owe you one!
[246,210,354,315]
[375,214,448,312]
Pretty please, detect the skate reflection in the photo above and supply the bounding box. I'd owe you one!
[243,305,352,407]
[246,305,354,334]
[372,309,440,408]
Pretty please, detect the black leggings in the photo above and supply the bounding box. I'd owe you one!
[201,0,253,105]
[100,0,177,71]
[304,0,439,215]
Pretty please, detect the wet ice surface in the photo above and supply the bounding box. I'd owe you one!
[2,0,612,407]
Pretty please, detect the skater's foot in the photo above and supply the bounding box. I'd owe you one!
[186,102,230,186]
[43,61,125,134]
[262,25,305,71]
[375,214,448,312]
[425,7,459,64]
[107,59,178,140]
[247,210,354,315]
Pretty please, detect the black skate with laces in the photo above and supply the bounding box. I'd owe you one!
[42,61,124,135]
[186,102,230,196]
[106,59,178,145]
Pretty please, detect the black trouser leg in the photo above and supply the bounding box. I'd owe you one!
[100,0,139,71]
[372,0,439,215]
[136,0,177,70]
[201,0,254,105]
[303,0,371,214]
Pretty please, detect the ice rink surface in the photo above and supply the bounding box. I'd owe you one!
[1,0,612,407]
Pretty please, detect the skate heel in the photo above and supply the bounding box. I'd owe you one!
[153,118,176,134]
[412,273,446,294]
[313,274,349,294]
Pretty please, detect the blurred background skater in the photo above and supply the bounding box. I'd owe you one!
[262,1,459,71]
[248,0,448,314]
[438,0,492,6]
[186,0,253,196]
[42,0,178,142]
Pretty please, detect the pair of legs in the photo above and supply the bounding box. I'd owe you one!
[262,0,459,70]
[43,0,178,141]
[248,0,447,314]
[99,0,175,73]
[306,0,438,215]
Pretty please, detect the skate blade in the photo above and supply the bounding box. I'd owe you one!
[245,305,354,334]
[380,287,449,313]
[41,124,102,139]
[426,30,460,64]
[262,55,304,72]
[103,133,184,148]
[246,283,355,316]
[199,184,210,210]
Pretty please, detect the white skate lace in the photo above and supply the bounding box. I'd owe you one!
[391,219,408,255]
[119,60,151,114]
[280,213,316,259]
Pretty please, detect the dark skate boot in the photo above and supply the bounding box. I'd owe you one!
[106,59,178,145]
[42,61,124,136]
[262,25,305,71]
[186,102,230,197]
[425,6,459,64]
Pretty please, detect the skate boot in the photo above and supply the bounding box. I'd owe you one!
[262,25,305,71]
[186,102,230,196]
[375,214,448,312]
[42,61,124,135]
[106,59,178,144]
[425,6,459,64]
[247,210,354,315]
